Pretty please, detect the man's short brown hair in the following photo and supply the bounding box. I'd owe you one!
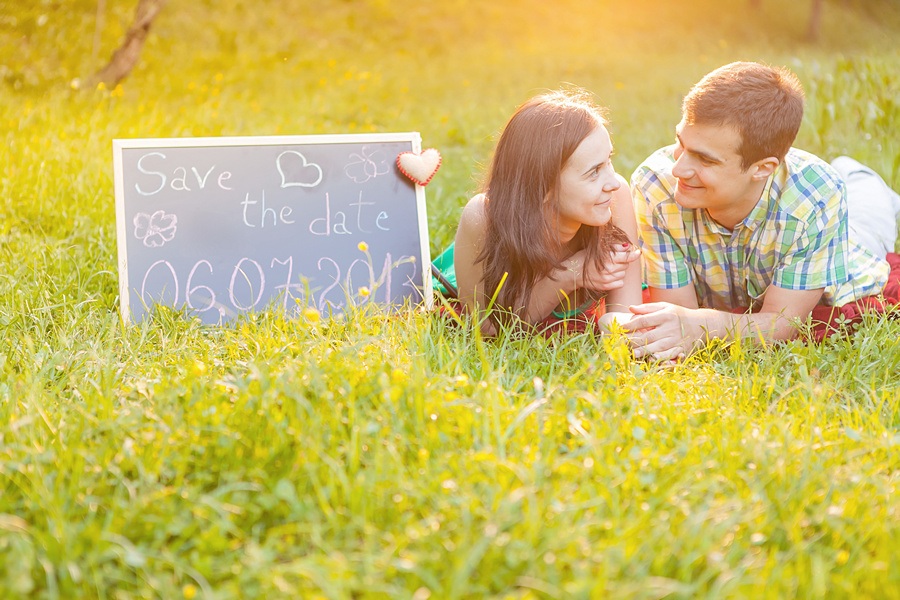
[682,61,805,170]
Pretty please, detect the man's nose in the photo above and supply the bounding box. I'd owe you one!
[672,153,693,179]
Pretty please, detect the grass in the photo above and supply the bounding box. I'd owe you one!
[2,0,900,597]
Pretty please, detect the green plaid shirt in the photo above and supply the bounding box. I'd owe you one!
[632,146,889,310]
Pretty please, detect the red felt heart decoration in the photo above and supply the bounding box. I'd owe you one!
[397,148,442,186]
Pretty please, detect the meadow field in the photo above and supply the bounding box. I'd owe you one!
[2,0,900,597]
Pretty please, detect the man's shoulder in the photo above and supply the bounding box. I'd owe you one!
[631,145,678,201]
[774,148,845,215]
[780,148,844,193]
[633,145,676,176]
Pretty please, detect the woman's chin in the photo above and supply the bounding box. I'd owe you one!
[590,208,612,226]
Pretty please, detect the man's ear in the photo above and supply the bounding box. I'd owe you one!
[751,156,780,180]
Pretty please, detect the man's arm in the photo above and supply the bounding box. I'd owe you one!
[647,284,699,309]
[624,285,824,361]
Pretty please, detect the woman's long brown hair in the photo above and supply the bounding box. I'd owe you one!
[476,90,629,323]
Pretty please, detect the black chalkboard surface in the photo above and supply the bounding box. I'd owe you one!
[113,133,432,324]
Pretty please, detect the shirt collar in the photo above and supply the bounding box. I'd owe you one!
[739,173,775,232]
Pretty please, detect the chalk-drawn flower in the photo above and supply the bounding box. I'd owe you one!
[133,210,177,248]
[344,146,389,183]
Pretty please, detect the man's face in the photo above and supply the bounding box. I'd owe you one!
[671,120,763,227]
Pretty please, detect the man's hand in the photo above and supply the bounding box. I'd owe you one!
[622,302,713,361]
[623,285,825,361]
[580,242,641,292]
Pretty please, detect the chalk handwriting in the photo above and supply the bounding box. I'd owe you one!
[270,257,308,311]
[134,152,233,196]
[136,251,421,323]
[241,190,295,228]
[308,191,389,235]
[229,258,266,310]
[186,260,228,321]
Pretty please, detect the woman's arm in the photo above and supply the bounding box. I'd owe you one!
[454,195,496,333]
[599,176,644,313]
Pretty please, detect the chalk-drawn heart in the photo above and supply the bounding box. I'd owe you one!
[397,148,442,186]
[277,151,323,188]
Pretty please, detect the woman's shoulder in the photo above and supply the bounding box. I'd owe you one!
[462,193,487,213]
[458,193,488,232]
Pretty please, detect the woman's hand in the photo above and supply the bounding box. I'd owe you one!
[580,242,641,292]
[597,310,634,333]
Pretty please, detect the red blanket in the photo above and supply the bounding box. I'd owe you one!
[805,252,900,342]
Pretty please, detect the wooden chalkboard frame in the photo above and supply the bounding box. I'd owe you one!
[113,132,433,325]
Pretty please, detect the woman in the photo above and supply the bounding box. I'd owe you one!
[450,89,643,334]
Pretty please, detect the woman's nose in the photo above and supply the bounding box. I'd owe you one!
[603,173,621,192]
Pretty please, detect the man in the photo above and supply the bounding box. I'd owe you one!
[624,61,900,361]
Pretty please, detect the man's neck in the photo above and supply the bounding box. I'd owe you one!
[706,177,769,231]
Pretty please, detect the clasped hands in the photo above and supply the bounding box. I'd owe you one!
[571,244,707,361]
[620,303,708,362]
[599,303,706,362]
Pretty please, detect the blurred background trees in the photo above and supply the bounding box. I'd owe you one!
[90,0,166,87]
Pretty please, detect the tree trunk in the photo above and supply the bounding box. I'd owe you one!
[807,0,823,41]
[750,0,824,41]
[90,0,166,88]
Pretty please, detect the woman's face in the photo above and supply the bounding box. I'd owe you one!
[552,125,620,236]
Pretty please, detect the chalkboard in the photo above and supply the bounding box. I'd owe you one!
[113,133,433,325]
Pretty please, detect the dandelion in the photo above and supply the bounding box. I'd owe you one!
[359,286,370,298]
[357,241,369,252]
[182,584,197,599]
[302,307,320,322]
